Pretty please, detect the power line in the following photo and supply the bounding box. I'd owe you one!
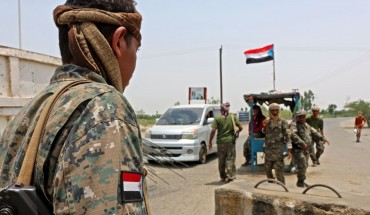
[301,51,370,89]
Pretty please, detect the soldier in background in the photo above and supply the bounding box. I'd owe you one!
[209,102,243,183]
[354,111,367,142]
[262,103,292,185]
[290,110,329,187]
[306,106,327,166]
[0,1,148,214]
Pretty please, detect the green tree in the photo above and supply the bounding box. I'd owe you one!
[207,97,220,104]
[327,104,337,114]
[301,90,315,111]
[345,99,370,127]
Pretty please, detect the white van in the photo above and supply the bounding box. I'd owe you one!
[144,104,221,164]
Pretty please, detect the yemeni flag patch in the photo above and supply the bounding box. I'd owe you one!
[121,171,144,202]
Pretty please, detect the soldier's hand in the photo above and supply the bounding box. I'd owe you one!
[324,140,330,145]
[208,142,212,150]
[302,144,308,151]
[287,150,292,160]
[262,119,268,128]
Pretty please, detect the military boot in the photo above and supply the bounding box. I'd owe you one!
[296,180,305,188]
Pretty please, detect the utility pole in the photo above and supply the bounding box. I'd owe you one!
[219,45,223,104]
[18,0,22,49]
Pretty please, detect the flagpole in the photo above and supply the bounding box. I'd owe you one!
[219,45,223,104]
[273,58,276,91]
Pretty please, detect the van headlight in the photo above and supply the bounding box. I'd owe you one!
[144,130,151,138]
[182,129,198,139]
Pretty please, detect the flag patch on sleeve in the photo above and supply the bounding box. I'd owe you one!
[121,171,144,202]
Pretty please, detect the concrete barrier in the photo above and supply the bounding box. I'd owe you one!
[215,180,370,215]
[0,46,61,133]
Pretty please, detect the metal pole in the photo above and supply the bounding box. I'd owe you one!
[219,45,223,104]
[18,0,22,49]
[273,57,276,91]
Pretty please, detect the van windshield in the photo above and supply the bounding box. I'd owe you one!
[156,108,204,125]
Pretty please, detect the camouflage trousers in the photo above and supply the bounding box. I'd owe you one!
[309,140,325,163]
[217,143,236,181]
[292,149,308,181]
[243,136,251,161]
[264,159,285,184]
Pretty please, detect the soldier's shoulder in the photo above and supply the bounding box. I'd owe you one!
[305,122,313,129]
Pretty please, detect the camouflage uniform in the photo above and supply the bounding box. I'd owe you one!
[211,114,240,181]
[0,65,147,214]
[306,115,324,164]
[263,118,291,184]
[290,121,326,187]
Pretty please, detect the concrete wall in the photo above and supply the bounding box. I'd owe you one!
[0,46,61,133]
[215,182,370,215]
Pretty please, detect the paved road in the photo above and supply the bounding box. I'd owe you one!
[145,118,370,215]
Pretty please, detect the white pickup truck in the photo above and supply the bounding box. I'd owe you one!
[144,104,221,164]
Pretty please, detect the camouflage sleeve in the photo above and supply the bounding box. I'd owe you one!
[310,125,326,142]
[53,120,147,215]
[289,122,306,147]
[282,120,292,149]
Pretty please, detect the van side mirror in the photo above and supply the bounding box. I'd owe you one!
[207,118,214,124]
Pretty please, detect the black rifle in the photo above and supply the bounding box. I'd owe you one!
[0,184,52,215]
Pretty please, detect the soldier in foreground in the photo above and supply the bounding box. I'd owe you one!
[306,106,327,166]
[262,103,292,185]
[290,110,329,187]
[209,102,243,183]
[0,0,149,214]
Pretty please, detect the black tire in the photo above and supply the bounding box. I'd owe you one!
[199,144,207,164]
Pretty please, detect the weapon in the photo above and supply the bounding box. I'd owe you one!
[0,184,52,215]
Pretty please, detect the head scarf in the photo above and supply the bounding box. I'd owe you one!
[53,5,142,93]
[221,102,230,117]
[312,106,320,111]
[268,103,280,121]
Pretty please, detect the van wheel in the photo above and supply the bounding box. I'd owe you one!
[199,144,207,164]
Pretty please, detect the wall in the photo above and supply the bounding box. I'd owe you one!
[0,46,61,132]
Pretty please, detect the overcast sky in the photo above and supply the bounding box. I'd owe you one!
[1,0,369,114]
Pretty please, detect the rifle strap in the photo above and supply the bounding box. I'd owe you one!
[17,80,91,186]
[231,114,237,133]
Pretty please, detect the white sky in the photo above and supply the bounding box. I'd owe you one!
[1,0,369,114]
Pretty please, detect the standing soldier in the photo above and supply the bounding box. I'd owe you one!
[290,110,329,187]
[306,106,327,166]
[262,103,292,185]
[354,111,367,142]
[209,102,243,183]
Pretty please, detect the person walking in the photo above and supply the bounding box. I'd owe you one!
[290,110,329,187]
[262,103,292,185]
[306,106,327,166]
[0,1,149,214]
[354,111,367,142]
[242,105,266,166]
[209,102,243,183]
